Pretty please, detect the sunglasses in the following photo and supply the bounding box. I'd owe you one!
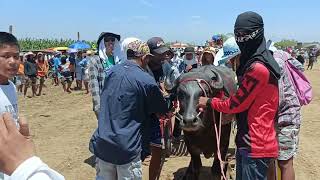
[105,37,116,43]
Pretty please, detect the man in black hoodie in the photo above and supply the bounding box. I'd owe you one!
[23,52,37,98]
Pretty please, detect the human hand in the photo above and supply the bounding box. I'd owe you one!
[197,97,210,112]
[186,65,192,72]
[0,113,34,175]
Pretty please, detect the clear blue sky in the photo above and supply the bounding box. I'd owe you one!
[0,0,319,45]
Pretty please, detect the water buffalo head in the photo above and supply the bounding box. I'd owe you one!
[165,65,226,132]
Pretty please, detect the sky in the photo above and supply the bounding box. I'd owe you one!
[0,0,319,45]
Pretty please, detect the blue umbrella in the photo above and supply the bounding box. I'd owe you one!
[69,41,91,50]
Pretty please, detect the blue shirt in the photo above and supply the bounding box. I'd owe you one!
[75,58,83,73]
[53,57,61,70]
[92,61,168,165]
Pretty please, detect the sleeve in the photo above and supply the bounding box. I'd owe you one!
[145,83,169,114]
[210,63,270,114]
[10,156,65,180]
[88,57,101,114]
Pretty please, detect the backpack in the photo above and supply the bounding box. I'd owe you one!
[274,50,312,106]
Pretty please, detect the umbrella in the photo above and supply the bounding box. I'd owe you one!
[68,41,91,50]
[53,47,69,51]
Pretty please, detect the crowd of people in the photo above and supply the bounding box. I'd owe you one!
[11,49,94,98]
[0,10,318,180]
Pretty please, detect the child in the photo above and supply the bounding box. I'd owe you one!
[0,32,21,179]
[59,56,72,93]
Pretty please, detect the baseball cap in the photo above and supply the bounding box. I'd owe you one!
[147,37,170,54]
[127,39,153,58]
[183,47,195,55]
[212,35,222,42]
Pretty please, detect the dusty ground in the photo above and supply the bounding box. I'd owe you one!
[19,63,320,180]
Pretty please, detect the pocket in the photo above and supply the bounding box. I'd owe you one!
[130,158,142,179]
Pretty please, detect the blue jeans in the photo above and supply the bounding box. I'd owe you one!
[236,149,272,180]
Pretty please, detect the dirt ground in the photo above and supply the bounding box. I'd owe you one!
[18,63,319,180]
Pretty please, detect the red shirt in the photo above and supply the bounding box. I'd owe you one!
[211,62,279,158]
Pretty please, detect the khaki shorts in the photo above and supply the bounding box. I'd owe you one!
[25,76,38,87]
[277,124,300,161]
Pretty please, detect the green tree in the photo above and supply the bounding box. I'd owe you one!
[274,39,298,49]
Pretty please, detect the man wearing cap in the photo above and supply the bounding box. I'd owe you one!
[88,32,122,119]
[91,38,168,180]
[146,37,173,180]
[210,34,223,49]
[182,47,198,72]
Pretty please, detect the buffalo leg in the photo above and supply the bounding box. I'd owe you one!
[183,153,202,180]
[212,123,231,176]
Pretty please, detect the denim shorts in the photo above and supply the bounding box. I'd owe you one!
[236,149,272,180]
[149,117,162,148]
[96,155,142,180]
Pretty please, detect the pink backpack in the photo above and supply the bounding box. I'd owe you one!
[274,51,312,106]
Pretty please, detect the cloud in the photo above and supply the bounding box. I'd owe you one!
[139,0,153,7]
[191,15,201,20]
[132,16,149,20]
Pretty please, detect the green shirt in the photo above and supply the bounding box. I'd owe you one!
[103,56,115,69]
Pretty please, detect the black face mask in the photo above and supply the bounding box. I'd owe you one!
[234,11,280,79]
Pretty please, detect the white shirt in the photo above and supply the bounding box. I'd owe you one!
[0,81,19,180]
[9,156,64,180]
[0,81,18,125]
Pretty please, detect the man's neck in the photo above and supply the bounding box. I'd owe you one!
[106,52,113,57]
[0,76,9,85]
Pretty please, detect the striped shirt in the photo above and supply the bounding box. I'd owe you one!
[88,55,106,114]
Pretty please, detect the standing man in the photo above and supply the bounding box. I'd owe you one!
[91,39,168,180]
[307,48,317,70]
[182,47,198,72]
[198,11,281,180]
[23,52,38,98]
[88,32,122,119]
[52,52,61,86]
[267,50,304,180]
[146,37,172,180]
[75,51,84,90]
[36,52,49,96]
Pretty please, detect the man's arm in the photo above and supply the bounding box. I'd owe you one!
[204,63,270,114]
[88,57,101,117]
[10,156,64,180]
[146,83,169,114]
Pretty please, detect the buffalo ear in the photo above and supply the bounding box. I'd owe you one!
[210,69,224,90]
[164,69,179,93]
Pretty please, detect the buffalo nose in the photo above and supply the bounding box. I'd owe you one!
[183,115,198,125]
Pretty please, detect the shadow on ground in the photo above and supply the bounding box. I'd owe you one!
[84,155,96,168]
